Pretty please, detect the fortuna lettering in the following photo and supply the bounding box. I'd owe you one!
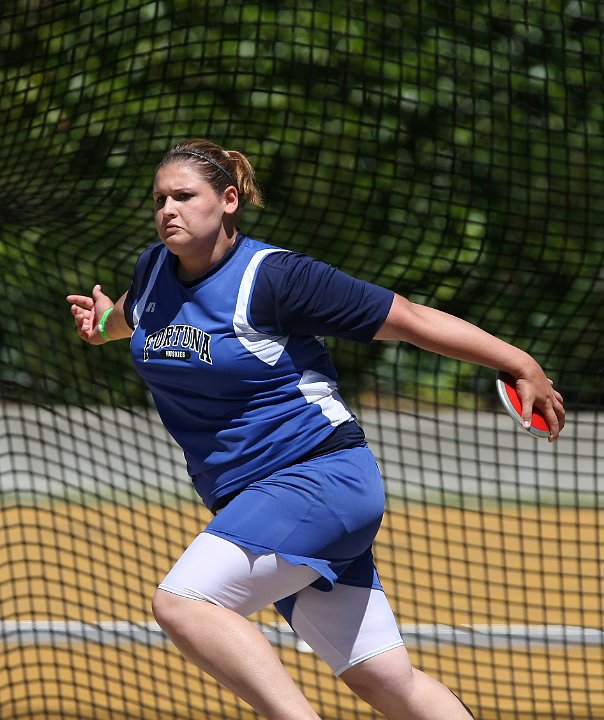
[143,324,212,364]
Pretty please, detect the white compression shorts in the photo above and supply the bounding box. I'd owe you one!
[158,532,404,676]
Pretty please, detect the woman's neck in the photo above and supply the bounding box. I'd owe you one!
[176,231,240,282]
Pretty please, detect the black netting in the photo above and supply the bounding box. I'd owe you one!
[1,2,602,719]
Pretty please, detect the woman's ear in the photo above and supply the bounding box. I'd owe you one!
[223,186,239,215]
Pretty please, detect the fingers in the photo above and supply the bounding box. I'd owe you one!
[545,401,565,443]
[547,380,566,439]
[70,303,93,334]
[519,376,566,443]
[550,395,566,443]
[546,382,566,442]
[67,290,95,337]
[66,294,94,309]
[67,288,100,331]
[66,285,108,310]
[546,410,562,443]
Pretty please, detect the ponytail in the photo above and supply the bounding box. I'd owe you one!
[225,149,264,208]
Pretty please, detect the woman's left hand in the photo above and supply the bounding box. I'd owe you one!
[514,369,565,442]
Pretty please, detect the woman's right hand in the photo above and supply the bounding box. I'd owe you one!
[67,284,115,345]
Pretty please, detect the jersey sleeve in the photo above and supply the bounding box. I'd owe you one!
[123,242,164,330]
[249,252,395,342]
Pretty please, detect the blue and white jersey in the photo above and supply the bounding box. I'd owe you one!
[124,234,394,510]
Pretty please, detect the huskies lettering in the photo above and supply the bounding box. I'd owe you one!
[143,324,212,364]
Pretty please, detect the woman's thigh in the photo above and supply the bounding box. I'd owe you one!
[158,532,321,617]
[158,532,404,678]
[280,582,405,676]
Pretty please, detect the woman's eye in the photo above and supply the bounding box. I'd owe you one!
[178,193,192,201]
[154,196,166,208]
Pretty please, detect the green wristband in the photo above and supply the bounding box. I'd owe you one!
[98,307,114,342]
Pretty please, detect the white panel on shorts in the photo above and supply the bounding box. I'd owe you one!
[157,532,404,676]
[158,532,320,617]
[290,583,405,676]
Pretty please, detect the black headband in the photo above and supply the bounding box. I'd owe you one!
[173,150,237,187]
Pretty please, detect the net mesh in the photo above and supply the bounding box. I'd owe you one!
[1,1,603,719]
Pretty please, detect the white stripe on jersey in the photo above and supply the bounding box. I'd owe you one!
[298,370,353,427]
[132,246,169,330]
[233,249,290,366]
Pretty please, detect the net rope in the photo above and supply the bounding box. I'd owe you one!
[1,2,602,719]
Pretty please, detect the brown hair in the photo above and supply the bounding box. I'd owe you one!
[157,139,264,209]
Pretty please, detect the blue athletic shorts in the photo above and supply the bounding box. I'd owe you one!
[204,446,386,592]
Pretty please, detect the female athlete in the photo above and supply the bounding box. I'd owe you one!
[67,138,565,720]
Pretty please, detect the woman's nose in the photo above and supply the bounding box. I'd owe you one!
[162,197,177,216]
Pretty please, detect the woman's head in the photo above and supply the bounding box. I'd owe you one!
[153,140,263,278]
[156,139,264,212]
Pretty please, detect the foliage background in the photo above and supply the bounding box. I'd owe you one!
[1,0,602,407]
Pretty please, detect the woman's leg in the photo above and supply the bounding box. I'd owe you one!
[152,590,320,720]
[152,532,322,720]
[287,582,475,720]
[340,646,475,720]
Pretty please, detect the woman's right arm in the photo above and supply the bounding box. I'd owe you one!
[67,284,132,345]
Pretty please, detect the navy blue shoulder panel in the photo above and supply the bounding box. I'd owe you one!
[249,252,394,343]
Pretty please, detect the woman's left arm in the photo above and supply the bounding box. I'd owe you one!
[375,294,565,441]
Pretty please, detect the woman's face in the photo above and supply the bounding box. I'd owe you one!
[153,162,238,261]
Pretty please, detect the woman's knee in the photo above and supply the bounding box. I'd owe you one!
[340,645,414,699]
[152,588,172,626]
[152,588,193,632]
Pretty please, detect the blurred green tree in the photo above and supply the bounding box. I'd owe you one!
[0,0,601,405]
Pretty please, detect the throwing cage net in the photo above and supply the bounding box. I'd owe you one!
[1,2,603,719]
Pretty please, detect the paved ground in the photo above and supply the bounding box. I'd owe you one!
[1,403,601,505]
